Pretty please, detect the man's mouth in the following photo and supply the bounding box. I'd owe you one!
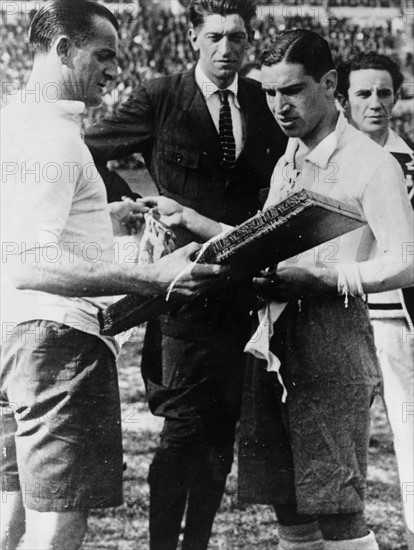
[278,117,298,125]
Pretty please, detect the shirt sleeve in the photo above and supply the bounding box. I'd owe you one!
[360,154,413,258]
[5,142,81,251]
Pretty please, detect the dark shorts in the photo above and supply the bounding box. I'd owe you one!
[238,295,382,515]
[1,320,123,512]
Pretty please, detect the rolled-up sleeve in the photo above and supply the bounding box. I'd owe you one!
[361,156,413,259]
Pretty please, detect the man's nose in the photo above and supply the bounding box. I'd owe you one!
[217,36,231,56]
[105,61,118,82]
[276,93,290,114]
[368,91,381,109]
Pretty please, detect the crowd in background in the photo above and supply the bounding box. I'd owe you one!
[1,0,412,155]
[258,0,402,6]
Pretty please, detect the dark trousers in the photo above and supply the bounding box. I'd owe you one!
[142,321,246,550]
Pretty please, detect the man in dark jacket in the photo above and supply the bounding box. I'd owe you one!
[85,1,287,548]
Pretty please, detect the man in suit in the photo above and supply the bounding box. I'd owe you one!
[337,53,414,550]
[85,1,287,548]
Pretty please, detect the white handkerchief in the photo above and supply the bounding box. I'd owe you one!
[244,300,288,402]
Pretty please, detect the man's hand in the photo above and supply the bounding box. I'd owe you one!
[149,242,227,298]
[253,265,337,301]
[141,196,185,228]
[109,199,149,236]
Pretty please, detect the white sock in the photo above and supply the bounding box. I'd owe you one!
[322,531,379,550]
[278,522,324,550]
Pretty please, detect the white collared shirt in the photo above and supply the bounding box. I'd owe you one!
[1,97,119,354]
[195,62,244,159]
[385,128,414,157]
[245,113,413,383]
[369,128,414,316]
[265,112,413,270]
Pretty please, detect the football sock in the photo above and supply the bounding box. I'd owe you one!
[322,531,379,550]
[278,522,324,550]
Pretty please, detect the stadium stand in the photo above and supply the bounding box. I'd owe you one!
[1,0,412,148]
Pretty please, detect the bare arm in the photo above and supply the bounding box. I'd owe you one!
[140,196,224,242]
[6,242,225,300]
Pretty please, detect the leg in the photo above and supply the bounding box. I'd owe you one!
[1,322,123,548]
[0,491,25,550]
[273,298,380,547]
[146,331,244,550]
[319,513,378,550]
[182,340,244,550]
[0,399,25,550]
[372,318,414,542]
[23,510,87,550]
[182,445,233,550]
[318,512,368,540]
[148,444,191,550]
[274,503,323,550]
[146,333,214,550]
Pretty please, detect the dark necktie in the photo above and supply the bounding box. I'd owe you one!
[218,90,236,169]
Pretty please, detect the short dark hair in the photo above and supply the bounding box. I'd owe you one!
[259,29,334,82]
[336,52,404,99]
[29,0,119,55]
[187,0,257,39]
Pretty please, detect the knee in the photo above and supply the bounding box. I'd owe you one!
[0,491,26,550]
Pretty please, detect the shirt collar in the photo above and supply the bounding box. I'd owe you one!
[43,99,85,116]
[195,62,240,108]
[36,99,86,128]
[384,128,413,156]
[284,111,347,169]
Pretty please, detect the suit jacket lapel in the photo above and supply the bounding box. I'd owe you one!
[237,79,260,159]
[181,70,222,162]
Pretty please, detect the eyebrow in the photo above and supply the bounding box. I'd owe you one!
[262,82,306,94]
[206,31,247,37]
[354,86,392,93]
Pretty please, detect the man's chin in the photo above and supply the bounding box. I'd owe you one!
[278,126,302,138]
[215,66,239,80]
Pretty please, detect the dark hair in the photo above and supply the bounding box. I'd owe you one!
[259,29,334,82]
[187,0,257,39]
[29,0,119,55]
[336,52,404,99]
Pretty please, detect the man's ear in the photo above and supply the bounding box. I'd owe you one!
[55,36,71,64]
[394,89,400,106]
[336,92,350,114]
[323,69,338,97]
[188,27,199,52]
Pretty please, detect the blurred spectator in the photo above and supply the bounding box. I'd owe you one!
[1,1,411,154]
